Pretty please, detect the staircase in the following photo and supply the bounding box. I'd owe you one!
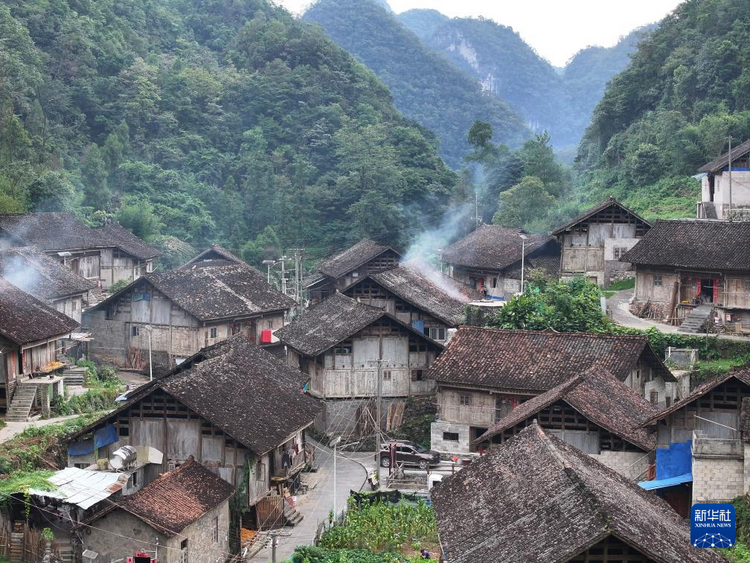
[283,504,304,527]
[678,305,713,334]
[6,384,38,422]
[61,366,87,387]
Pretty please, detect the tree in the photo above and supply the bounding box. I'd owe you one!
[468,120,493,152]
[116,200,161,240]
[81,144,110,210]
[492,176,555,230]
[518,132,568,197]
[26,171,74,211]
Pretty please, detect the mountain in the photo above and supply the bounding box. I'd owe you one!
[399,14,652,152]
[304,0,530,168]
[576,0,750,218]
[0,0,459,258]
[397,9,449,41]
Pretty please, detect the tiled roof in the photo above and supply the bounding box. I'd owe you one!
[441,224,556,272]
[95,222,160,260]
[91,264,295,322]
[551,197,650,236]
[0,213,159,259]
[429,326,672,392]
[316,239,399,279]
[362,261,480,325]
[180,244,255,271]
[70,336,321,455]
[432,423,724,563]
[275,293,392,357]
[699,139,750,173]
[642,368,750,426]
[475,368,659,451]
[115,458,234,536]
[0,278,79,344]
[622,220,750,271]
[0,247,94,301]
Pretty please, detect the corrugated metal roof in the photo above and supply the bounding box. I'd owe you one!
[638,473,693,491]
[30,467,129,510]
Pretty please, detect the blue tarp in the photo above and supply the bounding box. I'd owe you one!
[67,438,95,456]
[94,424,118,449]
[412,320,425,333]
[639,472,693,491]
[656,440,692,480]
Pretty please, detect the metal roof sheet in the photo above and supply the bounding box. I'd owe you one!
[30,467,129,510]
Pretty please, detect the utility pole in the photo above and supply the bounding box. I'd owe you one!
[280,256,287,296]
[330,435,341,519]
[728,136,734,221]
[145,325,153,381]
[519,234,528,294]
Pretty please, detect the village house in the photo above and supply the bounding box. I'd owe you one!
[473,367,659,479]
[0,247,95,322]
[431,423,723,563]
[552,197,651,286]
[66,335,321,533]
[83,263,296,371]
[429,326,677,453]
[0,279,78,416]
[342,260,480,342]
[623,219,750,332]
[440,224,560,300]
[640,369,750,514]
[276,293,443,434]
[0,213,160,289]
[81,458,235,563]
[697,138,750,220]
[180,244,251,270]
[305,239,401,303]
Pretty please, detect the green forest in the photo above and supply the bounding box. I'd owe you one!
[0,0,459,263]
[577,0,750,218]
[303,0,530,169]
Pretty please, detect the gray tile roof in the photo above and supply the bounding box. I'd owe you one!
[0,247,95,301]
[551,196,650,236]
[432,423,724,563]
[316,239,400,279]
[95,222,160,260]
[622,219,750,271]
[699,139,750,174]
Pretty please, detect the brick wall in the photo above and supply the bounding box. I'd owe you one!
[693,456,745,504]
[594,451,650,480]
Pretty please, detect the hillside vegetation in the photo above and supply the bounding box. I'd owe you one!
[576,0,750,216]
[0,0,458,260]
[303,0,530,168]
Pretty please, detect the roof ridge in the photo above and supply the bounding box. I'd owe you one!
[460,326,648,340]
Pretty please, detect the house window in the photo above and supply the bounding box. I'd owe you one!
[383,370,392,381]
[443,432,459,441]
[650,390,659,406]
[459,394,472,406]
[429,327,446,341]
[180,539,188,563]
[653,274,663,287]
[213,515,219,543]
[409,339,428,352]
[210,327,218,339]
[613,247,628,260]
[665,396,672,408]
[72,300,78,311]
[131,326,140,337]
[333,341,352,355]
[146,261,154,273]
[411,369,423,381]
[395,300,408,312]
[132,471,138,488]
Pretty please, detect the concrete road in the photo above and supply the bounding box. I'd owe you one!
[250,442,373,562]
[0,414,82,444]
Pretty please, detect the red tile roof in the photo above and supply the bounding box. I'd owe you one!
[115,458,234,536]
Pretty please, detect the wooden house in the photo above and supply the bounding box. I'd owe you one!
[0,279,78,414]
[0,247,95,322]
[276,293,443,434]
[431,423,723,563]
[82,459,234,563]
[552,197,650,286]
[640,369,750,509]
[306,239,401,303]
[0,213,160,288]
[429,326,676,453]
[66,336,321,530]
[473,367,659,479]
[180,244,251,270]
[342,260,480,342]
[623,220,750,332]
[440,224,560,300]
[83,263,296,372]
[698,139,750,220]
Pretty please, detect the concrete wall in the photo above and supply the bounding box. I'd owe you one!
[693,454,745,504]
[703,171,750,219]
[593,450,650,481]
[431,420,471,454]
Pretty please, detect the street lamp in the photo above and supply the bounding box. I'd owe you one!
[262,259,279,284]
[519,234,528,294]
[330,436,342,521]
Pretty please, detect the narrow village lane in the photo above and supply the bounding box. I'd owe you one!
[251,441,373,562]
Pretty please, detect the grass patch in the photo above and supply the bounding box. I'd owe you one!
[50,360,124,417]
[690,355,750,389]
[603,278,635,297]
[0,470,55,504]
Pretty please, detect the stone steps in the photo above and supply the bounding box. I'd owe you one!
[678,305,713,334]
[284,506,304,526]
[6,385,38,422]
[62,367,87,387]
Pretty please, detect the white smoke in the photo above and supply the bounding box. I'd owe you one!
[2,254,42,295]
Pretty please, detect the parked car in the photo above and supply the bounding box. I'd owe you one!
[377,440,440,470]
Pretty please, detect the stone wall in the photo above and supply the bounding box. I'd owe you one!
[593,450,650,480]
[692,442,745,504]
[431,420,471,454]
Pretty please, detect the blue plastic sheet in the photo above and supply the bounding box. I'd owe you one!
[68,438,94,456]
[94,424,119,449]
[656,440,692,480]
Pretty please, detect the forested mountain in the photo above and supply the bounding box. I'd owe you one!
[0,0,458,262]
[576,0,750,218]
[303,0,529,168]
[399,12,652,153]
